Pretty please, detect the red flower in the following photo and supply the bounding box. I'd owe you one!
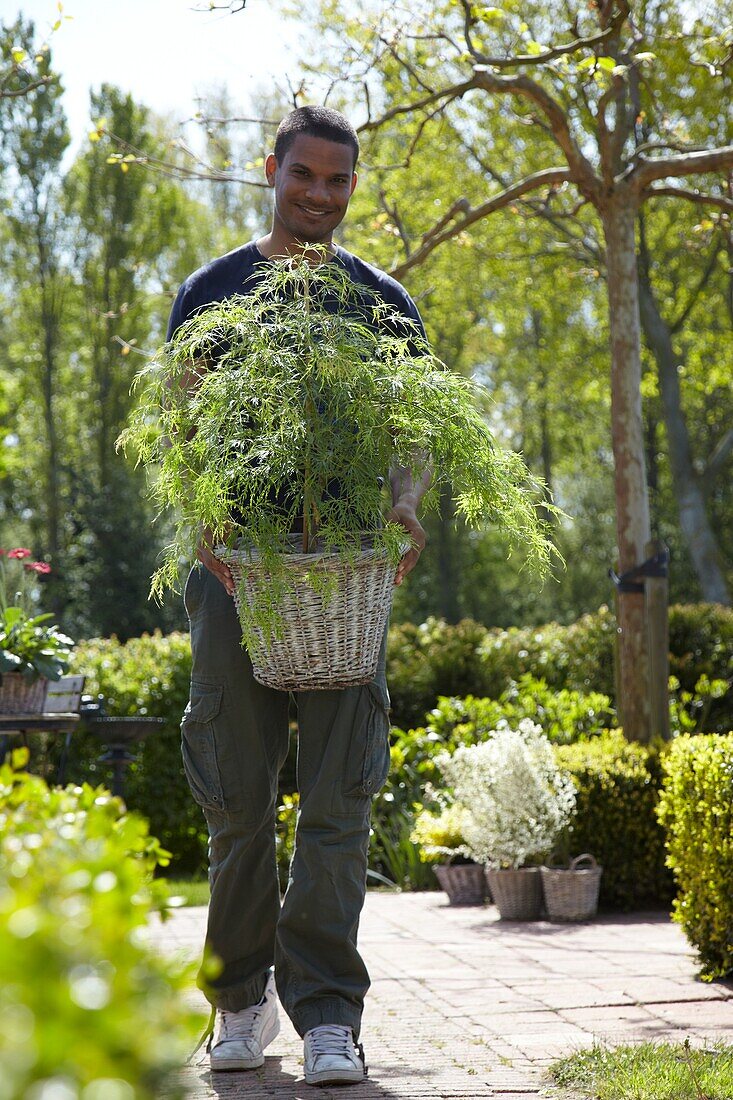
[24,561,52,575]
[7,548,32,559]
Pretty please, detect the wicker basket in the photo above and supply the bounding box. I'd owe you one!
[485,866,543,921]
[540,854,602,922]
[0,672,48,715]
[434,862,488,906]
[215,538,398,691]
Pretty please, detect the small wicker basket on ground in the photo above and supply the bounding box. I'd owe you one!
[485,866,543,921]
[0,672,48,715]
[434,862,488,906]
[215,538,398,691]
[540,854,602,922]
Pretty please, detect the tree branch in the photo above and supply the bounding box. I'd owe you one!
[389,167,573,280]
[631,145,733,190]
[702,427,733,491]
[670,239,722,335]
[472,66,599,196]
[358,77,478,133]
[458,0,628,68]
[642,185,733,213]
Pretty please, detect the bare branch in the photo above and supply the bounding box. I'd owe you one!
[631,145,733,190]
[670,239,722,335]
[101,129,269,188]
[184,114,279,128]
[358,76,478,133]
[389,167,572,280]
[702,427,733,491]
[642,185,733,213]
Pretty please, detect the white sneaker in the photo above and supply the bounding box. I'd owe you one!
[303,1024,366,1086]
[209,971,280,1071]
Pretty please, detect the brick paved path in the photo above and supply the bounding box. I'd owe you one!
[149,892,733,1099]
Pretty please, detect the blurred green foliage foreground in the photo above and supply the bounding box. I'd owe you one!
[0,749,202,1100]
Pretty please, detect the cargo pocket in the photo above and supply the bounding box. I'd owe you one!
[358,680,391,798]
[181,680,226,812]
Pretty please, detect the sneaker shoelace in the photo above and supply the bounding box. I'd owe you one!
[309,1025,355,1059]
[309,1024,366,1074]
[218,998,265,1043]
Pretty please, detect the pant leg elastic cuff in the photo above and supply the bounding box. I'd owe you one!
[200,970,269,1013]
[290,997,362,1040]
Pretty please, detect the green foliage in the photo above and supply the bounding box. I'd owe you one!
[387,617,493,728]
[410,803,470,863]
[667,603,733,730]
[0,547,73,681]
[0,752,200,1098]
[658,734,733,980]
[120,253,557,651]
[556,731,672,910]
[69,631,206,875]
[387,605,733,732]
[426,676,614,745]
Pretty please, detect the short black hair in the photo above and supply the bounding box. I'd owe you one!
[273,106,359,170]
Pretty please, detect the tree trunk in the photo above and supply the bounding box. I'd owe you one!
[637,263,731,605]
[602,196,652,742]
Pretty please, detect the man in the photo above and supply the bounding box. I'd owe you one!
[169,106,430,1087]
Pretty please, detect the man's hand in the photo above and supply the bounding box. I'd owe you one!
[386,498,426,586]
[197,527,235,596]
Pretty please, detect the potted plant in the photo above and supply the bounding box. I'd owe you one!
[411,802,488,906]
[119,254,557,689]
[0,549,74,714]
[437,719,577,920]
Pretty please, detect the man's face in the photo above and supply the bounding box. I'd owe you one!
[265,134,357,246]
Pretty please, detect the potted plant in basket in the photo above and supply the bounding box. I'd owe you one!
[437,719,577,920]
[411,802,488,906]
[119,254,558,690]
[0,549,74,714]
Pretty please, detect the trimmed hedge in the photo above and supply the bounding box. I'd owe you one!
[387,604,732,730]
[658,734,733,979]
[0,751,200,1097]
[556,731,673,910]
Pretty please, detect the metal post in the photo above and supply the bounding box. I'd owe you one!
[645,538,670,741]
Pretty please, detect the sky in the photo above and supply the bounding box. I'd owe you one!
[10,0,301,161]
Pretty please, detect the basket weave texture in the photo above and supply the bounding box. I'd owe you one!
[486,866,543,920]
[0,672,48,715]
[216,541,397,691]
[540,854,602,922]
[434,863,487,906]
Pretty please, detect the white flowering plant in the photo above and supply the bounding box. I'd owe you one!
[436,719,577,870]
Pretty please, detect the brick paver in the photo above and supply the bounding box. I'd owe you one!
[148,892,733,1098]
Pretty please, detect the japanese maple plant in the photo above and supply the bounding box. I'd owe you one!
[119,253,559,651]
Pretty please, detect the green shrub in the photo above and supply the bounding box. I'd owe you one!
[426,676,614,745]
[387,617,490,729]
[668,605,733,732]
[389,604,732,732]
[70,632,206,875]
[556,731,673,910]
[658,734,733,979]
[0,751,200,1098]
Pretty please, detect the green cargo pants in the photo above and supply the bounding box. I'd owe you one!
[182,563,391,1040]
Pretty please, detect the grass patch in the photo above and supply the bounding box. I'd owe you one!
[551,1041,733,1100]
[162,876,210,907]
